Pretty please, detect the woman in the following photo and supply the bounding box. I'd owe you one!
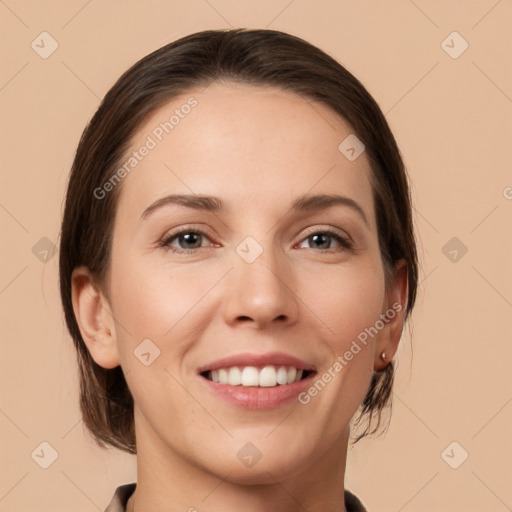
[59,28,418,512]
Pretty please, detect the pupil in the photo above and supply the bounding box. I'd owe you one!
[181,233,201,248]
[311,234,330,249]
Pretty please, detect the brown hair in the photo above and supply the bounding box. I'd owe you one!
[59,28,418,454]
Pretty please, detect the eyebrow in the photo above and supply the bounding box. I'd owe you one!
[140,193,369,226]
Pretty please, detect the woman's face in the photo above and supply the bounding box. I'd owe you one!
[99,82,403,482]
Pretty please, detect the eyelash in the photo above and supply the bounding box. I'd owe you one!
[159,226,353,255]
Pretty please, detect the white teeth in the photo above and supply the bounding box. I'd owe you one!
[287,367,297,384]
[241,366,259,386]
[276,366,288,385]
[259,366,277,387]
[207,365,307,387]
[228,367,242,386]
[218,368,228,384]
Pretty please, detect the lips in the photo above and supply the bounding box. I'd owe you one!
[197,352,316,408]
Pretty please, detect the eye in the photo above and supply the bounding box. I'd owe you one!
[159,226,353,255]
[297,229,353,252]
[159,228,214,254]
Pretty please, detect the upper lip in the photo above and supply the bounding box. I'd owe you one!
[197,351,316,373]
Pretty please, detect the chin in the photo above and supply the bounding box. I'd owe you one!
[192,434,317,485]
[214,455,308,485]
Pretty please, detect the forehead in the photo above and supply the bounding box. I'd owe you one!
[115,82,374,224]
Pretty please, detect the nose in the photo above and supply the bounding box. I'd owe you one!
[222,244,299,330]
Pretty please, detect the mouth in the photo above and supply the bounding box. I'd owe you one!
[197,352,317,409]
[201,365,313,387]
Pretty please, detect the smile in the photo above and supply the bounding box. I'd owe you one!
[197,352,317,409]
[203,365,311,387]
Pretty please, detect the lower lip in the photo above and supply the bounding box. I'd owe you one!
[199,374,314,410]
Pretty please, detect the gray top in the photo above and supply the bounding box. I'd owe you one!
[104,482,368,511]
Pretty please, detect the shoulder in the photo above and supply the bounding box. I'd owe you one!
[345,489,369,512]
[104,482,136,512]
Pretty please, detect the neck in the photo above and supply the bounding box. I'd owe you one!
[126,414,350,512]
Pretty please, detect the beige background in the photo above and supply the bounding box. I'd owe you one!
[1,1,511,511]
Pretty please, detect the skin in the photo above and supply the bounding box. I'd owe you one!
[72,82,408,512]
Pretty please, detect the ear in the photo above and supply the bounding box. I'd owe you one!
[373,259,409,371]
[71,266,120,369]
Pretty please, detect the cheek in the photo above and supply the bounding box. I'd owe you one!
[108,252,208,427]
[110,243,386,369]
[110,250,220,340]
[295,265,383,425]
[301,258,386,346]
